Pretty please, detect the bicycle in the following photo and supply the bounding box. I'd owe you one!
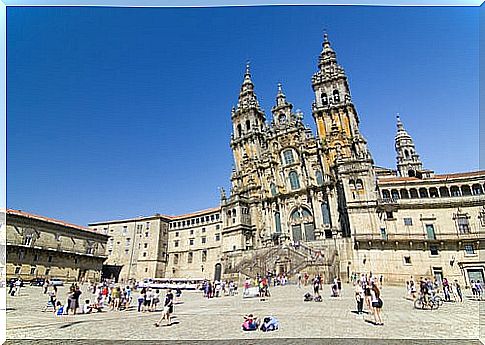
[414,294,439,310]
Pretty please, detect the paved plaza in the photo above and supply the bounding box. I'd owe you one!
[4,283,484,341]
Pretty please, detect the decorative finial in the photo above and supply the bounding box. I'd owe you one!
[277,82,283,95]
[323,29,328,43]
[245,60,251,75]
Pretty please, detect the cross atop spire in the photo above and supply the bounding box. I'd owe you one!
[243,60,253,86]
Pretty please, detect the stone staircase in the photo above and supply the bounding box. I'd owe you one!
[225,241,339,281]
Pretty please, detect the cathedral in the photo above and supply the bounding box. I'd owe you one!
[88,34,485,286]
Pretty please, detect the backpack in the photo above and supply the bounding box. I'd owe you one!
[304,293,313,302]
[260,317,279,332]
[314,295,322,302]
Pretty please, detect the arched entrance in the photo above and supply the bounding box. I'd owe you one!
[289,207,315,242]
[214,263,222,282]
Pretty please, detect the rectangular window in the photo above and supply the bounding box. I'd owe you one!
[48,255,53,263]
[30,267,36,275]
[215,214,220,220]
[202,250,207,262]
[34,254,39,262]
[201,237,206,244]
[283,150,295,165]
[190,229,194,235]
[216,224,220,230]
[385,211,394,220]
[144,243,148,248]
[145,231,149,238]
[215,234,220,241]
[211,215,215,221]
[174,240,179,247]
[188,252,193,264]
[430,245,439,256]
[189,239,194,246]
[14,266,21,274]
[45,268,50,276]
[23,235,33,246]
[174,254,179,264]
[202,227,206,233]
[380,227,387,240]
[125,249,129,255]
[457,217,470,234]
[403,256,411,265]
[143,252,147,257]
[175,231,179,237]
[464,244,475,255]
[122,226,128,236]
[125,238,131,246]
[404,218,413,226]
[426,224,436,240]
[146,222,150,229]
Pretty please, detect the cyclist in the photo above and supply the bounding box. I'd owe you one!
[419,277,430,304]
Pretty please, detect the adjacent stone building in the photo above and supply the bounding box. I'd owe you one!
[6,209,109,282]
[89,34,484,286]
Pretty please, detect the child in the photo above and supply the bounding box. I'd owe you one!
[55,301,65,316]
[83,299,93,314]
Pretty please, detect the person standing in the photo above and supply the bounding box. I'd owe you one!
[43,280,50,294]
[443,278,451,302]
[313,275,321,297]
[370,283,383,325]
[297,273,302,288]
[454,280,463,302]
[355,281,364,317]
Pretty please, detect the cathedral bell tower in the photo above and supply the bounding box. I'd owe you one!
[395,115,424,178]
[229,63,267,198]
[311,33,378,238]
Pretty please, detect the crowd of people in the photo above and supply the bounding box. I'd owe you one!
[406,276,464,303]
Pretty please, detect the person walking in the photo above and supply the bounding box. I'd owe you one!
[154,289,174,327]
[313,275,321,297]
[454,280,463,302]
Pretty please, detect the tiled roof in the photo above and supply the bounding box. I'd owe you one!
[6,209,99,234]
[379,170,485,184]
[168,207,221,220]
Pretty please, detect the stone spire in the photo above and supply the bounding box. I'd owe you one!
[318,32,338,70]
[236,62,261,111]
[395,115,423,177]
[271,82,293,125]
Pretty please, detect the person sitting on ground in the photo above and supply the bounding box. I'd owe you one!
[83,299,93,314]
[260,316,279,332]
[242,314,259,331]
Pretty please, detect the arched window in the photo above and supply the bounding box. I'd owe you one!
[275,212,282,233]
[315,170,324,186]
[321,201,331,225]
[278,114,287,123]
[408,170,416,177]
[289,171,300,190]
[419,188,429,198]
[409,188,419,199]
[283,149,295,165]
[391,189,400,199]
[429,187,439,198]
[237,124,242,137]
[461,185,472,196]
[450,186,461,197]
[270,183,277,196]
[355,179,364,190]
[381,189,391,199]
[246,120,251,131]
[439,186,450,197]
[404,149,410,158]
[301,208,312,218]
[333,89,340,103]
[321,93,328,106]
[349,179,356,190]
[472,184,483,195]
[400,189,409,199]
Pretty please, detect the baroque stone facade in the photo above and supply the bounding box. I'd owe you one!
[6,209,109,282]
[89,34,484,286]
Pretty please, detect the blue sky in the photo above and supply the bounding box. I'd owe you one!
[7,6,479,225]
